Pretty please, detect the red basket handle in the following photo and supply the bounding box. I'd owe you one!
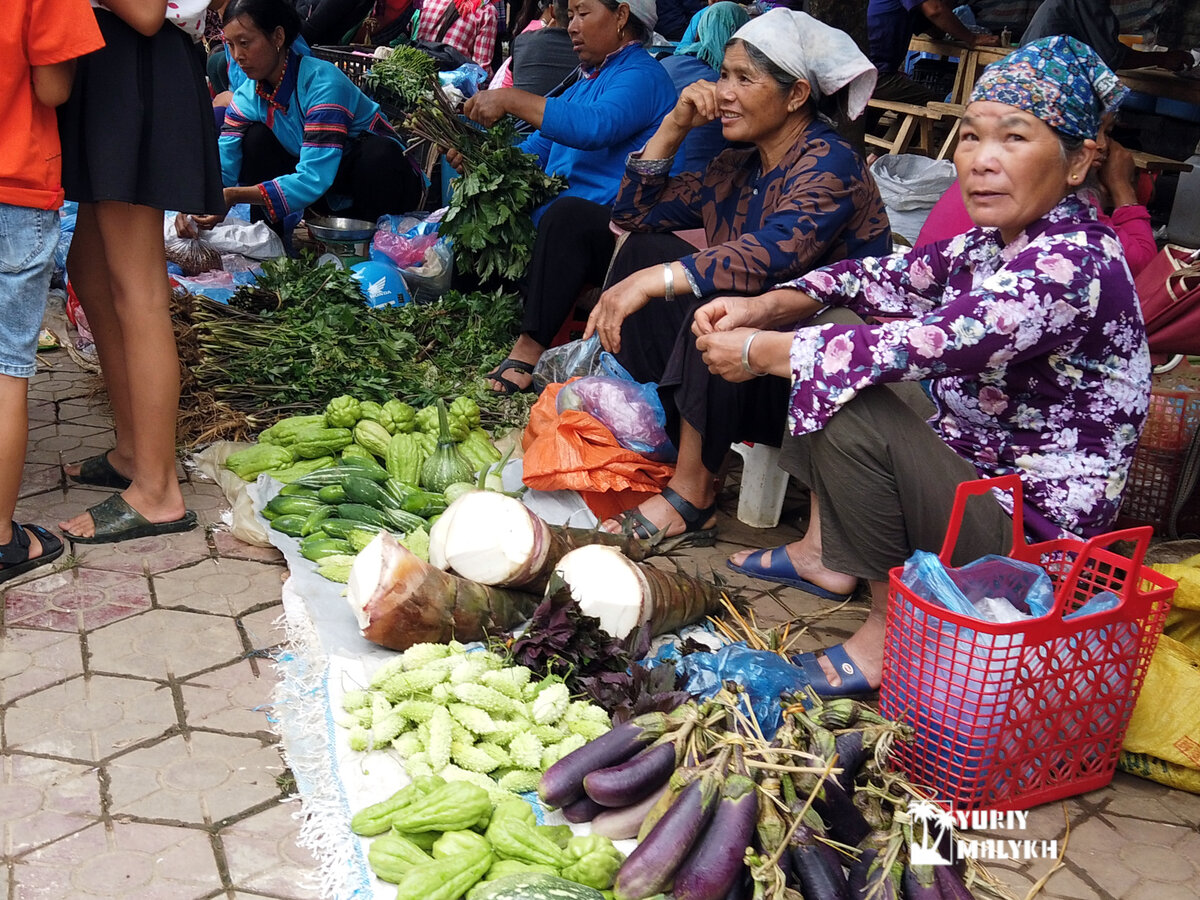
[938,475,1025,565]
[1048,525,1154,615]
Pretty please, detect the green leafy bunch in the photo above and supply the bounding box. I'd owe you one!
[439,118,568,283]
[364,46,438,111]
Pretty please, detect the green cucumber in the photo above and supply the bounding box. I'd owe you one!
[279,483,323,498]
[265,494,326,518]
[343,475,403,511]
[338,503,425,534]
[320,518,382,540]
[271,514,308,538]
[300,536,355,562]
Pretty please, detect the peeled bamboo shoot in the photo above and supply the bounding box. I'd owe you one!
[553,545,724,639]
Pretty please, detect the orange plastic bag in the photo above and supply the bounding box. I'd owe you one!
[522,382,674,520]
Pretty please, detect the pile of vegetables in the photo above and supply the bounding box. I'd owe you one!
[172,256,530,444]
[338,641,612,798]
[232,396,512,581]
[347,491,726,651]
[350,779,626,899]
[404,84,567,283]
[364,45,438,111]
[537,690,1008,900]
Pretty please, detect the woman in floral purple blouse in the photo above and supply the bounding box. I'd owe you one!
[699,36,1151,697]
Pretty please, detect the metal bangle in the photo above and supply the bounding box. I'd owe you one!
[662,263,675,302]
[741,330,769,377]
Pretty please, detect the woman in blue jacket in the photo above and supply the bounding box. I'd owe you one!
[181,0,422,235]
[451,0,679,392]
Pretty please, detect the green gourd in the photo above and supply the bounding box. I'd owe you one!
[419,399,475,492]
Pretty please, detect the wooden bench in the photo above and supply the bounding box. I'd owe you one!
[865,99,951,156]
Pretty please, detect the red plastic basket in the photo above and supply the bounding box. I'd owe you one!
[879,476,1175,811]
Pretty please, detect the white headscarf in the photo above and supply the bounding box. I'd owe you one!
[620,0,658,34]
[732,9,878,120]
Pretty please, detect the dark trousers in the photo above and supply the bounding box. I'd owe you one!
[778,309,1012,582]
[300,0,377,45]
[521,196,697,378]
[239,122,422,224]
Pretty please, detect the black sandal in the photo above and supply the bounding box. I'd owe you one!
[68,451,132,489]
[0,522,65,585]
[610,487,718,548]
[485,358,536,395]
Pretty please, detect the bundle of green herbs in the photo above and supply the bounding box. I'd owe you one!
[363,45,438,111]
[173,254,531,444]
[405,84,567,283]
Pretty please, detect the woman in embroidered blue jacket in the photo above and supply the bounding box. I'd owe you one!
[181,0,421,235]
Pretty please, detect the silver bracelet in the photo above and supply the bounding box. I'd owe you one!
[627,153,674,177]
[741,330,769,377]
[662,263,675,302]
[681,266,703,299]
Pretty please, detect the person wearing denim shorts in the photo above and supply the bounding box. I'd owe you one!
[0,0,104,583]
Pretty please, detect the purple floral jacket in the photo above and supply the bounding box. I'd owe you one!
[784,194,1150,541]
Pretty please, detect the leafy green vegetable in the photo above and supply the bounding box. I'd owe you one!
[365,46,438,111]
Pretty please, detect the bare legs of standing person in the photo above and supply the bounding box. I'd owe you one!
[60,201,187,536]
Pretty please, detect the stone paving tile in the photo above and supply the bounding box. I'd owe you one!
[156,559,290,618]
[25,422,113,467]
[27,399,56,426]
[212,530,286,564]
[3,674,177,763]
[1061,815,1158,898]
[2,567,152,632]
[181,660,278,737]
[106,731,285,825]
[183,480,239,528]
[1099,770,1200,825]
[0,628,83,704]
[221,801,323,899]
[239,606,289,655]
[73,528,211,576]
[0,753,101,856]
[87,608,247,681]
[14,483,112,529]
[56,397,109,425]
[18,462,60,499]
[13,820,223,899]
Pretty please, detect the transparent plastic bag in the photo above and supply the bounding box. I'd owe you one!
[372,230,440,268]
[532,334,634,392]
[556,376,676,462]
[900,550,1055,622]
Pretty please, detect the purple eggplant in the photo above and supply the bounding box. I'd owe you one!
[934,865,974,900]
[673,775,759,900]
[811,778,871,848]
[847,848,900,900]
[789,824,852,900]
[833,731,866,795]
[591,785,669,840]
[538,715,665,808]
[561,794,606,823]
[901,863,942,900]
[585,741,677,807]
[613,771,722,900]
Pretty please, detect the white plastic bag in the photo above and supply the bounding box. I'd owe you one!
[870,155,957,211]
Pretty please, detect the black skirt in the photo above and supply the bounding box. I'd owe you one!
[58,10,224,214]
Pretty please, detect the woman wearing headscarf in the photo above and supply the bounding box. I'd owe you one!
[660,1,748,172]
[703,37,1148,697]
[585,9,890,541]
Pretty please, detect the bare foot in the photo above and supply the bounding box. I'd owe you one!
[728,543,858,598]
[601,488,716,538]
[58,486,187,538]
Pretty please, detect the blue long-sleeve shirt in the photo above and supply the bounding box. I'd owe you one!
[518,43,677,224]
[221,51,399,221]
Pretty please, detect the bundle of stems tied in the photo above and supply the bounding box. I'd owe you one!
[403,80,567,283]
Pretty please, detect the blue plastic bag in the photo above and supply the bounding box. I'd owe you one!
[675,642,809,738]
[901,550,1056,621]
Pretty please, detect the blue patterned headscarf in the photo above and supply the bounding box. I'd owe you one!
[675,2,749,72]
[969,36,1129,140]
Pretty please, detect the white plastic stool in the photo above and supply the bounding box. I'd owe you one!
[729,442,789,528]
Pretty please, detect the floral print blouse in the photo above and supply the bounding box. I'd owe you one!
[611,118,891,296]
[785,194,1150,541]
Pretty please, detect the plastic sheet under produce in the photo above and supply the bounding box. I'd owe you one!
[674,642,809,737]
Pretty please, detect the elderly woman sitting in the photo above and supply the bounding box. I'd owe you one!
[697,37,1150,697]
[585,9,890,542]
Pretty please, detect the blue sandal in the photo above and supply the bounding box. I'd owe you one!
[792,644,878,699]
[726,546,855,600]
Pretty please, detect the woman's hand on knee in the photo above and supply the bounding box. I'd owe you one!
[696,327,760,382]
[585,272,654,353]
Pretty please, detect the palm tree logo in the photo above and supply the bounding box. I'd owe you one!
[908,799,955,866]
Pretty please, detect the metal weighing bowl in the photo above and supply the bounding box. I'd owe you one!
[306,215,378,243]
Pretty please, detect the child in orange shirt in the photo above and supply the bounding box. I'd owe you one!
[0,0,104,582]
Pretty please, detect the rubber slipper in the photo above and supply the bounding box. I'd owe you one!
[68,451,132,490]
[793,644,878,699]
[726,546,854,600]
[64,493,197,545]
[0,522,65,584]
[485,358,535,395]
[609,486,718,548]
